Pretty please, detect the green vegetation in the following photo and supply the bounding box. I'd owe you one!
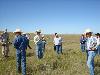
[0,33,100,75]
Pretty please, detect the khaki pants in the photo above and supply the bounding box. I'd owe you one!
[2,45,9,57]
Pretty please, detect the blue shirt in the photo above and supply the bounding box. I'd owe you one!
[80,37,86,44]
[13,35,28,50]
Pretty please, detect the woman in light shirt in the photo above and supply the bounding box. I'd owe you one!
[53,34,62,54]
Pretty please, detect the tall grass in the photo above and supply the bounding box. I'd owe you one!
[0,34,100,75]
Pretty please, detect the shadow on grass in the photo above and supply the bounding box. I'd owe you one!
[26,53,34,57]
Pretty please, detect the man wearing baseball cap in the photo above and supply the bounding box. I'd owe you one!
[13,29,28,75]
[85,29,97,75]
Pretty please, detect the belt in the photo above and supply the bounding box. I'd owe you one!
[88,50,96,51]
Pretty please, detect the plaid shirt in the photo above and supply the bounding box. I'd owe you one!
[86,36,97,50]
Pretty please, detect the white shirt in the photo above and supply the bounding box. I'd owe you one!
[54,37,62,45]
[96,37,100,46]
[86,36,97,50]
[34,35,42,44]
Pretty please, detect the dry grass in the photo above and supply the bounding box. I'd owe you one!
[0,33,100,75]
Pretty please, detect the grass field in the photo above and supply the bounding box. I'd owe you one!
[0,33,100,75]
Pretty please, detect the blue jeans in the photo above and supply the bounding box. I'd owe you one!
[42,42,46,52]
[55,45,62,54]
[97,46,100,55]
[16,49,26,75]
[36,43,43,59]
[87,51,96,75]
[80,44,85,52]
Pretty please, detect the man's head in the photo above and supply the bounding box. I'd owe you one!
[95,33,100,38]
[55,33,57,36]
[55,33,59,37]
[86,32,92,37]
[14,29,22,36]
[85,29,93,38]
[36,29,41,35]
[81,34,85,37]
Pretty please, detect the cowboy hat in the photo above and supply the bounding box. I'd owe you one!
[85,29,92,34]
[14,29,22,33]
[36,29,41,33]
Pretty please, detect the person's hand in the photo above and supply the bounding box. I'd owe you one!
[91,48,96,51]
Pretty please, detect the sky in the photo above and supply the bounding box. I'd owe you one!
[0,0,100,34]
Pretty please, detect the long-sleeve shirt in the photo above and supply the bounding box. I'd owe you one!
[34,35,42,44]
[13,35,28,50]
[86,36,97,50]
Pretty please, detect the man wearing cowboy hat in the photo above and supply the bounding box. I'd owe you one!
[0,29,10,57]
[85,29,97,75]
[95,33,100,55]
[34,29,44,59]
[13,29,28,75]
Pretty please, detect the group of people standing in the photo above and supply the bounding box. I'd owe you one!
[0,28,99,75]
[80,29,100,75]
[0,29,63,75]
[34,30,63,59]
